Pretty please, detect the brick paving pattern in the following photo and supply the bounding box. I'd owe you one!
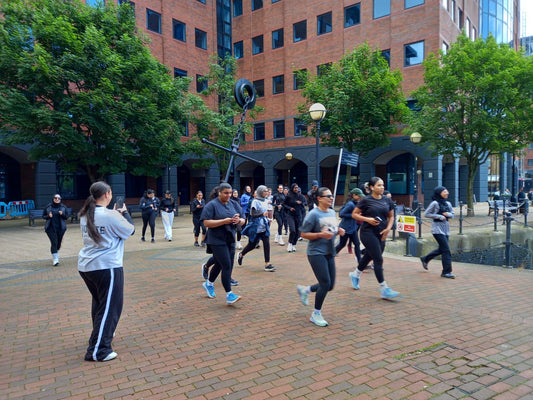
[1,206,533,400]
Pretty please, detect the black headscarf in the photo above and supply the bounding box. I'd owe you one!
[432,186,452,214]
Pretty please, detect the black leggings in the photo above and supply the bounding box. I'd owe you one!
[141,212,156,238]
[46,230,65,254]
[241,231,270,263]
[193,216,206,237]
[308,254,336,310]
[335,230,362,262]
[357,229,386,283]
[274,212,284,235]
[208,243,235,292]
[287,213,300,245]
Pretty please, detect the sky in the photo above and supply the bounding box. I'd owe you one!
[522,1,533,37]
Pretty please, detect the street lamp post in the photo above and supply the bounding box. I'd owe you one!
[309,103,326,185]
[409,132,422,210]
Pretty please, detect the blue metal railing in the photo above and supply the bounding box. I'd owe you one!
[2,200,36,217]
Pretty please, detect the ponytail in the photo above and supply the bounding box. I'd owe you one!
[79,181,111,244]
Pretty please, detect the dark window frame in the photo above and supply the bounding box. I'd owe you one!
[146,8,161,33]
[195,28,207,50]
[254,122,266,141]
[294,118,307,136]
[344,3,361,27]
[272,75,285,94]
[233,0,243,16]
[273,120,285,138]
[293,20,307,42]
[404,40,425,67]
[234,41,243,59]
[252,35,264,55]
[253,79,265,97]
[373,0,391,19]
[317,11,333,35]
[272,28,284,49]
[172,19,186,42]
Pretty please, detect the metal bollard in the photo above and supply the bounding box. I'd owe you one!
[494,203,499,232]
[524,201,529,228]
[458,201,464,235]
[504,212,514,268]
[416,206,422,239]
[392,202,397,241]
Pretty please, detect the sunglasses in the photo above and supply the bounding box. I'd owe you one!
[54,196,61,200]
[319,194,333,198]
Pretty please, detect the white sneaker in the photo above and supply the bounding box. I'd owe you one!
[102,351,118,362]
[236,241,243,250]
[287,243,293,252]
[278,237,285,246]
[310,312,328,327]
[274,234,279,243]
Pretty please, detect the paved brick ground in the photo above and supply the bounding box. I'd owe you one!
[1,207,533,400]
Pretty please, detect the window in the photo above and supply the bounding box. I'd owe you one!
[293,20,307,42]
[471,26,476,40]
[173,19,186,42]
[272,75,284,94]
[233,0,242,16]
[252,0,263,11]
[146,9,161,33]
[174,68,187,78]
[373,0,391,19]
[195,29,207,49]
[441,41,449,54]
[344,4,361,27]
[253,79,264,97]
[381,49,390,66]
[404,41,424,66]
[254,123,265,141]
[294,118,307,136]
[528,159,533,167]
[234,41,243,59]
[317,12,332,35]
[458,8,463,28]
[252,35,264,55]
[272,28,284,49]
[273,120,285,138]
[272,0,281,3]
[405,0,424,9]
[180,121,189,137]
[293,69,307,90]
[450,0,456,22]
[196,74,207,93]
[442,0,448,10]
[465,18,471,39]
[317,62,332,76]
[197,0,206,3]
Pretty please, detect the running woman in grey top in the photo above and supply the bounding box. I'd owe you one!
[78,181,135,362]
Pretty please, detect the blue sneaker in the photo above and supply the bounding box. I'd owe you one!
[202,282,216,298]
[381,287,399,299]
[349,271,360,290]
[226,292,241,305]
[310,312,328,327]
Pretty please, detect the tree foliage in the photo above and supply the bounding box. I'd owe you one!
[0,0,198,182]
[298,43,409,154]
[409,34,533,214]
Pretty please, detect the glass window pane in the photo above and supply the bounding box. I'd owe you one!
[252,35,264,54]
[293,20,307,42]
[294,118,307,136]
[146,9,161,33]
[252,0,263,11]
[234,41,243,58]
[254,123,265,141]
[373,0,391,19]
[405,0,424,9]
[317,12,332,35]
[253,79,265,97]
[273,75,284,94]
[174,68,187,78]
[233,0,242,16]
[173,19,186,42]
[272,28,284,49]
[404,41,424,66]
[273,120,285,138]
[344,4,361,27]
[195,29,207,49]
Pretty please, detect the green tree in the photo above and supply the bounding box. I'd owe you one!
[409,34,533,215]
[0,0,196,182]
[188,54,261,181]
[298,43,409,155]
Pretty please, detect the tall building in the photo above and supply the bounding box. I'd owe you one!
[4,0,525,208]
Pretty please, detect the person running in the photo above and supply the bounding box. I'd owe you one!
[240,185,252,223]
[348,177,400,299]
[296,187,345,327]
[139,189,159,243]
[191,191,207,247]
[283,183,306,252]
[420,186,456,278]
[160,190,176,241]
[272,184,286,245]
[238,185,276,272]
[201,182,245,305]
[78,181,135,362]
[43,193,69,266]
[335,188,364,263]
[232,189,244,250]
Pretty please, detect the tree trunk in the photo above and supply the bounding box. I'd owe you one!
[466,163,479,217]
[344,165,352,204]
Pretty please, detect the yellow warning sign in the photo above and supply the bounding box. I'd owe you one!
[397,215,416,233]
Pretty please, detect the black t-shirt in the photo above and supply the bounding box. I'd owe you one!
[356,195,394,233]
[200,198,240,245]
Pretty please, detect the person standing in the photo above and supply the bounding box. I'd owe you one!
[348,177,400,299]
[160,190,176,242]
[43,194,69,266]
[191,191,207,247]
[238,185,276,272]
[307,180,319,211]
[272,184,286,245]
[283,183,306,252]
[296,187,345,327]
[201,182,245,305]
[140,189,159,243]
[78,181,134,362]
[240,186,252,223]
[335,188,364,263]
[420,186,456,278]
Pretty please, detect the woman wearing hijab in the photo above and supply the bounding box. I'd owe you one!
[420,186,456,278]
[43,194,69,266]
[238,185,276,272]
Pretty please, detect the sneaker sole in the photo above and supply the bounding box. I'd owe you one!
[310,318,328,327]
[202,283,216,298]
[226,297,241,305]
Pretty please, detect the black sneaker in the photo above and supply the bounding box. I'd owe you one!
[230,278,239,286]
[264,264,276,272]
[201,241,206,247]
[420,257,429,270]
[141,237,145,242]
[151,238,155,243]
[194,242,200,247]
[202,263,209,280]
